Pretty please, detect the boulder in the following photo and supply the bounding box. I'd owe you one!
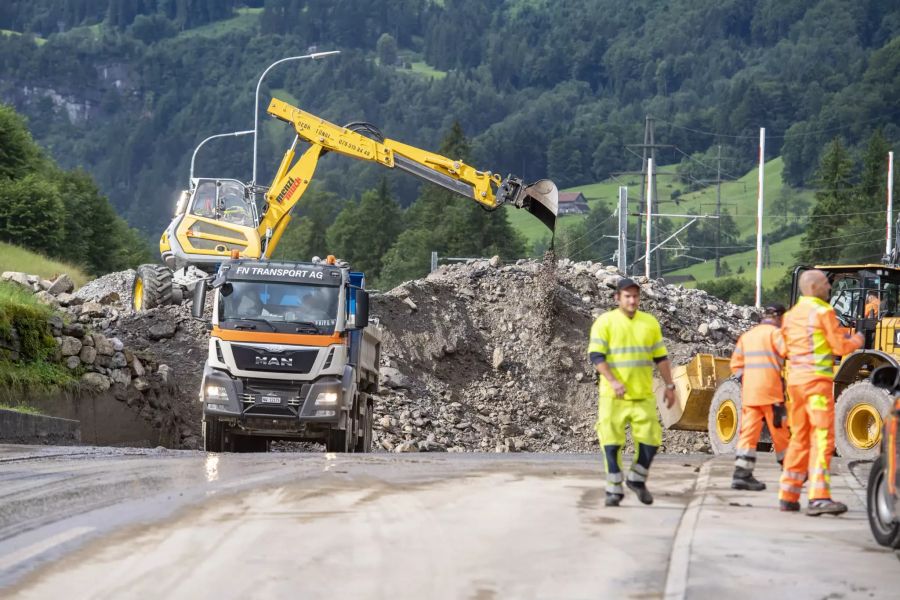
[48,274,75,295]
[93,334,115,356]
[81,372,111,392]
[59,336,83,357]
[148,322,177,341]
[1,271,32,289]
[79,345,97,365]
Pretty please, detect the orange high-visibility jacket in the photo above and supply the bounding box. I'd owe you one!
[782,296,864,386]
[865,297,880,318]
[730,323,786,406]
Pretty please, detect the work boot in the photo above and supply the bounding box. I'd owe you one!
[605,493,623,507]
[731,468,766,491]
[779,500,800,512]
[806,499,848,517]
[626,480,654,505]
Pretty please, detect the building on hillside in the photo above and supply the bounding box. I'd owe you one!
[558,191,590,215]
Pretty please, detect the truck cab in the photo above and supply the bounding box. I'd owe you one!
[193,257,381,452]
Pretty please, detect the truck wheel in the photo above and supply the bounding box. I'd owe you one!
[355,394,373,453]
[867,454,900,548]
[708,379,741,455]
[835,381,890,460]
[325,408,354,453]
[204,418,226,452]
[132,264,174,312]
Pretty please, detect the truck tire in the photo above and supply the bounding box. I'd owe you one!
[355,394,373,453]
[204,418,226,452]
[867,454,900,548]
[835,381,891,461]
[325,410,354,453]
[132,264,174,312]
[708,379,742,455]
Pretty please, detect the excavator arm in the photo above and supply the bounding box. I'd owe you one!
[258,98,558,257]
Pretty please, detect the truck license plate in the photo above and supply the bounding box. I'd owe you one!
[260,394,281,404]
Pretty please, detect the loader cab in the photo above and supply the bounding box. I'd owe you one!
[188,179,258,228]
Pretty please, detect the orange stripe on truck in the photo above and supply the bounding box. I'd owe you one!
[212,326,343,347]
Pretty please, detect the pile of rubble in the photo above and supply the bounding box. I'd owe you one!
[1,270,194,447]
[369,257,758,454]
[2,257,759,454]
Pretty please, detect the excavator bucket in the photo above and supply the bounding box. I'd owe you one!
[656,353,732,431]
[520,179,559,232]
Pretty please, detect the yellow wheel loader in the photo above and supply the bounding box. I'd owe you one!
[658,263,900,461]
[132,98,558,311]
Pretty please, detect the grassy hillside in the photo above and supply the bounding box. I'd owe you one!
[668,233,802,288]
[0,242,91,288]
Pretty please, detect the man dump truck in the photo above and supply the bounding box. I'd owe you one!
[866,364,900,548]
[190,256,380,452]
[658,263,900,461]
[132,97,558,311]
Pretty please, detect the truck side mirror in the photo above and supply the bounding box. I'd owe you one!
[354,288,369,329]
[192,281,207,319]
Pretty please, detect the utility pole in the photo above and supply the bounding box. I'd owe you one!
[627,116,672,277]
[632,117,650,277]
[714,145,722,277]
[617,186,628,273]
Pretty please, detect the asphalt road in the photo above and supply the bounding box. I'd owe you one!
[0,445,897,599]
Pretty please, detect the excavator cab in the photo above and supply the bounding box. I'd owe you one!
[160,178,262,273]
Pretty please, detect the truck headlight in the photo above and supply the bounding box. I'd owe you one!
[315,391,338,405]
[205,384,227,401]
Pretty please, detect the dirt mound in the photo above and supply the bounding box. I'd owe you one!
[370,257,757,454]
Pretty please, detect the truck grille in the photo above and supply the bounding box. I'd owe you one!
[231,346,318,373]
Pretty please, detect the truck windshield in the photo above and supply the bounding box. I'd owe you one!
[219,281,339,334]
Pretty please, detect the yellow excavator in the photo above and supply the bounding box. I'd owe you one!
[658,261,900,461]
[131,98,558,311]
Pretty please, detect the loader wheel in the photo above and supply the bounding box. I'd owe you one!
[708,379,742,455]
[132,264,174,312]
[835,381,890,460]
[203,418,226,452]
[867,455,900,548]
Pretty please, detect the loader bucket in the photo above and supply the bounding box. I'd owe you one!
[521,179,558,232]
[656,353,732,431]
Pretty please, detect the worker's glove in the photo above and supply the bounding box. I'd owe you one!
[773,403,787,429]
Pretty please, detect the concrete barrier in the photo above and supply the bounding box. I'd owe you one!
[0,409,81,445]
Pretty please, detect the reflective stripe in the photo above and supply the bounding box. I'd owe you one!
[744,364,781,370]
[783,470,806,481]
[631,463,649,476]
[607,483,625,494]
[780,483,802,494]
[810,481,830,490]
[810,394,829,411]
[735,458,754,470]
[607,345,655,354]
[651,341,666,352]
[626,470,647,483]
[606,359,654,368]
[735,449,757,459]
[590,338,609,352]
[810,468,830,476]
[607,472,624,483]
[744,350,781,358]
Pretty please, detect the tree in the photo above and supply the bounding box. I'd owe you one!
[272,187,346,262]
[0,175,65,255]
[796,138,854,265]
[0,105,42,181]
[326,178,403,280]
[376,33,398,66]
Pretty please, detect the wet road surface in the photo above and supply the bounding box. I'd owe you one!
[0,445,896,599]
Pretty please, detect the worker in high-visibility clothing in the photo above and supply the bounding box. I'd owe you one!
[780,270,864,515]
[865,290,880,319]
[729,303,791,491]
[588,277,676,507]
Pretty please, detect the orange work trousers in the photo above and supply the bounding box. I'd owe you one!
[735,404,791,471]
[779,380,835,503]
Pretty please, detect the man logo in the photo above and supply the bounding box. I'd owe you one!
[255,356,293,367]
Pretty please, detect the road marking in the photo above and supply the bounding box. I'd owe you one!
[663,459,711,600]
[0,526,94,573]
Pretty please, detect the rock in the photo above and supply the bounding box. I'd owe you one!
[131,356,146,377]
[34,291,59,308]
[81,302,106,318]
[65,355,81,369]
[38,279,53,291]
[93,334,115,356]
[698,323,710,336]
[380,367,410,390]
[81,333,94,347]
[403,297,417,311]
[394,440,419,453]
[489,255,501,268]
[98,291,121,305]
[157,364,172,386]
[81,372,111,392]
[56,293,76,306]
[148,322,177,341]
[1,271,32,289]
[133,377,151,391]
[62,322,84,337]
[110,368,132,386]
[48,315,64,334]
[492,347,505,370]
[709,318,724,331]
[111,351,128,368]
[111,337,125,352]
[59,336,83,357]
[48,274,75,295]
[79,345,98,365]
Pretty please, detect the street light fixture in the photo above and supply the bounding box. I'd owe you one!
[252,50,341,187]
[189,130,254,186]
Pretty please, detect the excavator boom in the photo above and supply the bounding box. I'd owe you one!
[261,98,557,254]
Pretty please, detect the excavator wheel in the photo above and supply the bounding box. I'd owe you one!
[835,381,891,460]
[132,264,174,312]
[707,379,742,455]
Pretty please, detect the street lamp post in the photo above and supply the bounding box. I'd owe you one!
[252,50,340,187]
[189,130,254,186]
